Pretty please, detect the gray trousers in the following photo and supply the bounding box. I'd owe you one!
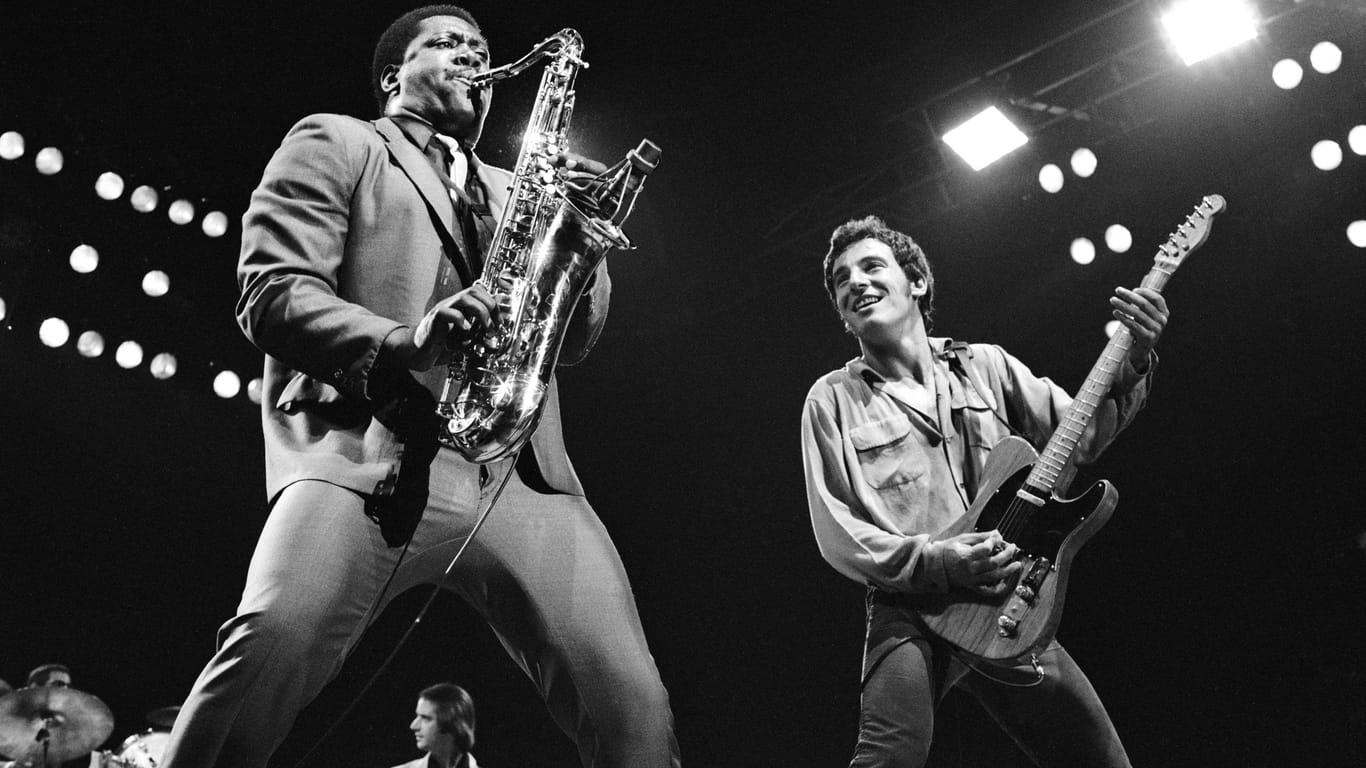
[850,589,1130,768]
[160,449,680,768]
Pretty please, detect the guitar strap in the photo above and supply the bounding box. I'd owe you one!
[941,341,1025,440]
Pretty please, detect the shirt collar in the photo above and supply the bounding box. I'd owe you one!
[388,114,467,158]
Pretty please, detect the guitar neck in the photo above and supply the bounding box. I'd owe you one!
[1024,259,1176,495]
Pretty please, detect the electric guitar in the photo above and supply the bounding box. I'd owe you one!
[917,194,1226,661]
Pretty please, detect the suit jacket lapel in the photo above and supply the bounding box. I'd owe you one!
[374,118,476,285]
[472,154,509,219]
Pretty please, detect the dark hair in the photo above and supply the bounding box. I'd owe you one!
[372,5,481,114]
[26,663,70,687]
[822,215,935,327]
[420,683,476,752]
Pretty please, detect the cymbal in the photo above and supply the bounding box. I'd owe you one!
[145,705,180,729]
[0,687,114,766]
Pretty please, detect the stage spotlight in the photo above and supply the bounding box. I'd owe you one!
[1271,59,1303,89]
[1039,163,1064,193]
[1311,140,1343,171]
[1309,41,1342,74]
[142,270,170,297]
[0,131,23,160]
[115,340,144,369]
[39,317,70,348]
[247,377,264,405]
[130,185,159,213]
[214,370,242,399]
[1070,148,1098,178]
[1105,224,1134,253]
[95,172,125,200]
[1348,126,1366,156]
[168,198,195,225]
[76,330,105,358]
[69,244,99,274]
[941,106,1028,171]
[35,147,64,175]
[202,210,229,238]
[0,297,7,322]
[1104,319,1123,338]
[1071,237,1096,265]
[1348,220,1366,248]
[1161,0,1258,66]
[150,352,178,380]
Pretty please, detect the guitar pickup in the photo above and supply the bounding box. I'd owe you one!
[996,557,1053,638]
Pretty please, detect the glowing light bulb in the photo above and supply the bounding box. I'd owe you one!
[115,341,144,369]
[1071,238,1096,265]
[39,317,71,347]
[95,172,125,200]
[168,199,195,225]
[1311,140,1343,171]
[150,353,178,380]
[214,370,242,399]
[70,244,99,274]
[0,131,24,160]
[1271,59,1303,89]
[1309,41,1342,74]
[1038,164,1064,193]
[202,211,229,238]
[142,270,170,297]
[1105,224,1133,254]
[77,330,105,358]
[35,147,64,175]
[1070,148,1098,178]
[130,185,159,213]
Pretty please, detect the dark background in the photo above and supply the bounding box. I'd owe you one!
[3,1,1364,766]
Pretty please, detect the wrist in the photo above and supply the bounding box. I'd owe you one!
[379,325,418,370]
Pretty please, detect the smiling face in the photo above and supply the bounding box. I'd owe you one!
[830,237,927,344]
[381,15,492,141]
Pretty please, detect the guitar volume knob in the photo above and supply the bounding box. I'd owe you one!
[997,615,1019,637]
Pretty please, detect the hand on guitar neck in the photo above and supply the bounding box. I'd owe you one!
[1109,285,1169,370]
[932,529,1023,596]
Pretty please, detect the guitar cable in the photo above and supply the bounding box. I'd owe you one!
[287,450,520,768]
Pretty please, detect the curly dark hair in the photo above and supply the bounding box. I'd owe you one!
[420,682,476,752]
[821,215,935,327]
[371,5,481,115]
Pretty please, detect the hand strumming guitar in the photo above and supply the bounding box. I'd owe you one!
[931,530,1022,596]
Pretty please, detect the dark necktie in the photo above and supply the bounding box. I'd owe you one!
[425,135,493,276]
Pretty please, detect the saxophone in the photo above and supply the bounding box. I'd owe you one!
[438,29,661,463]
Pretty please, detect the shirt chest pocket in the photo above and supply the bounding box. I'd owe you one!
[850,414,922,490]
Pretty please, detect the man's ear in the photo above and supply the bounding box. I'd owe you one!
[380,63,401,101]
[910,276,928,298]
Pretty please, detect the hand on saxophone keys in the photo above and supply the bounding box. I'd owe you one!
[552,151,608,183]
[402,278,509,371]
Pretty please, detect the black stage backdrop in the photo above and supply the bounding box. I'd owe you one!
[2,2,1364,766]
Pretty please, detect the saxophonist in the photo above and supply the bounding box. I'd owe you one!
[160,6,680,767]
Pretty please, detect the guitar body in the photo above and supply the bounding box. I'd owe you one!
[917,436,1118,661]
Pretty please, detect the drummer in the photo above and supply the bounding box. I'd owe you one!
[24,665,72,690]
[0,666,106,768]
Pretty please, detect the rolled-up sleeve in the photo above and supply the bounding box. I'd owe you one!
[985,344,1153,468]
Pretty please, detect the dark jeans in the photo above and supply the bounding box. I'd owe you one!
[160,450,680,768]
[850,589,1131,768]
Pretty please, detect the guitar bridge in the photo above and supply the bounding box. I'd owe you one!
[997,557,1052,638]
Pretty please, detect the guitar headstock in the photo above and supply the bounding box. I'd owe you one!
[1155,194,1226,272]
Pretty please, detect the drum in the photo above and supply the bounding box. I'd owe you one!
[116,730,170,768]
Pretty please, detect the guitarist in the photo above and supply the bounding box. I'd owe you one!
[800,215,1167,767]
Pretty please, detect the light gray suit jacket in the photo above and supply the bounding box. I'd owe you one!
[237,114,609,502]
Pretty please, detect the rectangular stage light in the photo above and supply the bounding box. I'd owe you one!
[1161,0,1259,66]
[941,106,1029,171]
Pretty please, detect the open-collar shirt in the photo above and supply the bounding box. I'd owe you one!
[801,337,1152,594]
